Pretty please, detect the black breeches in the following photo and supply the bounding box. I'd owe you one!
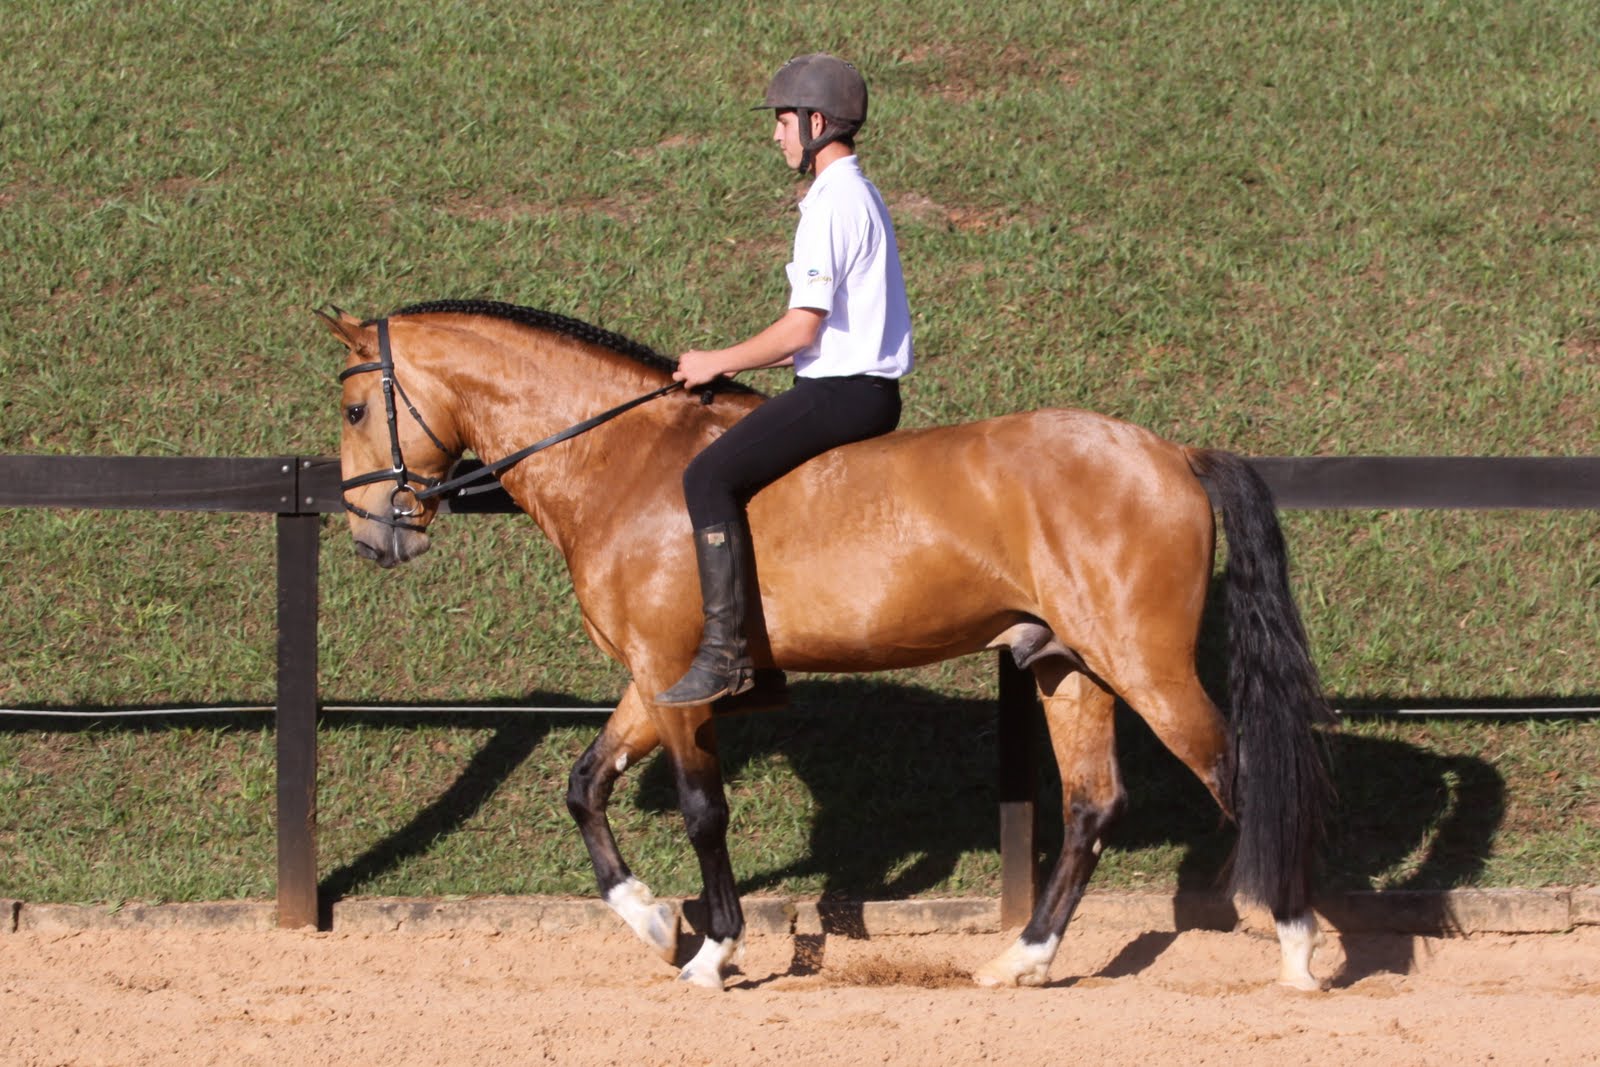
[682,375,901,529]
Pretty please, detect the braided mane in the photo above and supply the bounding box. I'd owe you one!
[381,299,758,396]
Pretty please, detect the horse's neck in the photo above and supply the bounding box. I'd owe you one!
[444,337,721,556]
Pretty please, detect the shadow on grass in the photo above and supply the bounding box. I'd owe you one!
[631,676,1512,984]
[2,679,1524,984]
[311,705,603,929]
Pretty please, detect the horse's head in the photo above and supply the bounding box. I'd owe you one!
[320,309,458,568]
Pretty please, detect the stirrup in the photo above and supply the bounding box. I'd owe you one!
[714,669,789,715]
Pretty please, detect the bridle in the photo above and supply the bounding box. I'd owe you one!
[338,317,687,532]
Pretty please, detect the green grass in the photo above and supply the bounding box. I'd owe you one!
[1,0,1597,904]
[5,705,1596,904]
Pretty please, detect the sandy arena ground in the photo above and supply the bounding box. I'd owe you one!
[5,921,1600,1066]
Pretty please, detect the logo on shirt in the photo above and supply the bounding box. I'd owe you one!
[805,268,832,286]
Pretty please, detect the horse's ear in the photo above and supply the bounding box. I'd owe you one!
[313,305,368,350]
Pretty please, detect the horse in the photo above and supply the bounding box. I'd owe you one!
[323,299,1334,991]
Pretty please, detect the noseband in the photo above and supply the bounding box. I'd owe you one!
[338,320,451,532]
[339,317,690,532]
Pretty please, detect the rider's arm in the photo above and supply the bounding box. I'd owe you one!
[673,307,824,387]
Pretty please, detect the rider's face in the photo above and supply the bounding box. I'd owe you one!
[772,109,822,170]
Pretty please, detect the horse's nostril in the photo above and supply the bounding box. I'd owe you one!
[354,541,380,562]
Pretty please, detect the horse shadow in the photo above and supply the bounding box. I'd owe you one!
[281,673,1505,983]
[626,674,1507,986]
[0,701,576,931]
[1085,701,1509,987]
[3,682,1509,987]
[299,561,1539,980]
[313,702,596,928]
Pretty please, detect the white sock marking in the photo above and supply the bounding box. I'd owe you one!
[974,934,1061,988]
[605,877,676,957]
[1276,912,1323,991]
[678,935,741,990]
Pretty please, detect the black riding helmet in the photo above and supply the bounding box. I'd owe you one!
[754,53,868,174]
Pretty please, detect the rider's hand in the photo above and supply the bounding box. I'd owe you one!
[673,349,728,389]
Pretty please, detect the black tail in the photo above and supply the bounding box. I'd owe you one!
[1190,449,1334,919]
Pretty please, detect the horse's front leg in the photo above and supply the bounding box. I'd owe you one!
[567,683,680,962]
[656,702,744,990]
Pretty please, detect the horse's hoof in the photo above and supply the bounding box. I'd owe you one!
[676,935,740,991]
[642,904,680,962]
[972,967,1018,989]
[973,963,1048,988]
[973,936,1056,989]
[676,963,727,991]
[1277,972,1327,993]
[605,878,680,962]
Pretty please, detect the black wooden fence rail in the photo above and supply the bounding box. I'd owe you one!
[2,453,1597,930]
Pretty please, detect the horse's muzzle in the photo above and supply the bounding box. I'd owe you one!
[353,527,431,569]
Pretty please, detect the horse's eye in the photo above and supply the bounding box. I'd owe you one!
[345,404,366,426]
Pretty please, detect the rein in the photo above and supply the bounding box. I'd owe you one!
[339,317,691,530]
[424,380,682,501]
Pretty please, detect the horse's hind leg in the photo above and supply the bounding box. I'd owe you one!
[567,682,679,962]
[976,663,1123,988]
[1116,669,1323,990]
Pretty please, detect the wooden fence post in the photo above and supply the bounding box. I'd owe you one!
[275,511,320,929]
[997,650,1040,927]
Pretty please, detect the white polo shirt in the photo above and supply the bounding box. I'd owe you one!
[785,156,914,379]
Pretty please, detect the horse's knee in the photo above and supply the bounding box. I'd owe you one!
[566,743,616,823]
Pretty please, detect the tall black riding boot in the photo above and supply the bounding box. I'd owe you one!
[654,522,757,707]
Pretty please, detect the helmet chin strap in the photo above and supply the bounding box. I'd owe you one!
[795,108,819,174]
[794,107,850,175]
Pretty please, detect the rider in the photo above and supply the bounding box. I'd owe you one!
[656,53,914,707]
